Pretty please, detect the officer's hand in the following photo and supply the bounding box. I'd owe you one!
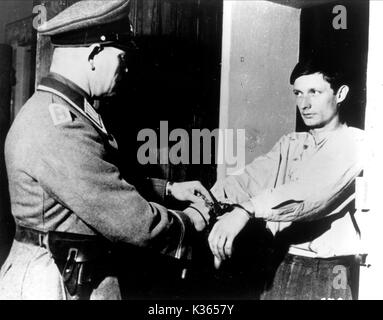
[168,181,212,205]
[183,205,210,232]
[208,208,250,268]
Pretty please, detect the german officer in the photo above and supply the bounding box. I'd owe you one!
[0,0,210,300]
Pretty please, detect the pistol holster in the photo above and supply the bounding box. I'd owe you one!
[47,231,112,299]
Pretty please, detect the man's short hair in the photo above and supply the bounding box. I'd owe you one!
[290,57,347,92]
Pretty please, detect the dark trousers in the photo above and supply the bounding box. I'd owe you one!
[184,220,361,300]
[260,253,360,300]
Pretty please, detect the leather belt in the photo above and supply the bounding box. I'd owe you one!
[14,224,112,261]
[14,224,49,248]
[14,225,113,299]
[284,253,366,268]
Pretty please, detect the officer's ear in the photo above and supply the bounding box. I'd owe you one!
[335,85,349,104]
[87,44,103,71]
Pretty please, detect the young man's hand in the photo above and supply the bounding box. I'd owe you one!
[208,208,250,268]
[167,181,212,205]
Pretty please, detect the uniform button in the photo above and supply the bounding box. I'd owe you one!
[303,145,308,150]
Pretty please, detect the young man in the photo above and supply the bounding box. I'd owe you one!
[201,58,366,299]
[0,0,210,300]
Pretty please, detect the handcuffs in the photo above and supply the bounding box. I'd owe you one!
[192,190,253,230]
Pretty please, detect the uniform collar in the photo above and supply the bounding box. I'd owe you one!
[38,73,108,135]
[43,72,93,106]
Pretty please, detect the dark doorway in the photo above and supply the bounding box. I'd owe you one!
[101,0,223,196]
[0,44,14,267]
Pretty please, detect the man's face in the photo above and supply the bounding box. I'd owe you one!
[293,73,340,130]
[93,46,128,97]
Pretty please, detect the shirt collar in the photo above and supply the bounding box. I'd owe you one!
[309,123,347,146]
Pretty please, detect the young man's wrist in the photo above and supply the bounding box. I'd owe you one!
[239,200,255,219]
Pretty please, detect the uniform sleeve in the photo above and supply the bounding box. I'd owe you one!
[34,117,187,248]
[139,177,168,203]
[210,136,284,203]
[249,132,365,222]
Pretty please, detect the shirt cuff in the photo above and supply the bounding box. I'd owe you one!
[249,195,271,220]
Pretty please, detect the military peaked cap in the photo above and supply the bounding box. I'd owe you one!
[38,0,134,49]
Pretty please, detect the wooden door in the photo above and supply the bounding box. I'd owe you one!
[105,0,223,192]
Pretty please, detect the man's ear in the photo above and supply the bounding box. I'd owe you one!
[335,85,349,104]
[87,44,103,56]
[87,44,103,68]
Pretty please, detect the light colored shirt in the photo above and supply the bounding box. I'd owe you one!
[211,124,366,258]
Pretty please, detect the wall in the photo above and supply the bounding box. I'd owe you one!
[0,1,33,43]
[0,0,34,266]
[218,0,300,178]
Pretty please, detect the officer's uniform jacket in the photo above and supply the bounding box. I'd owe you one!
[0,73,190,299]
